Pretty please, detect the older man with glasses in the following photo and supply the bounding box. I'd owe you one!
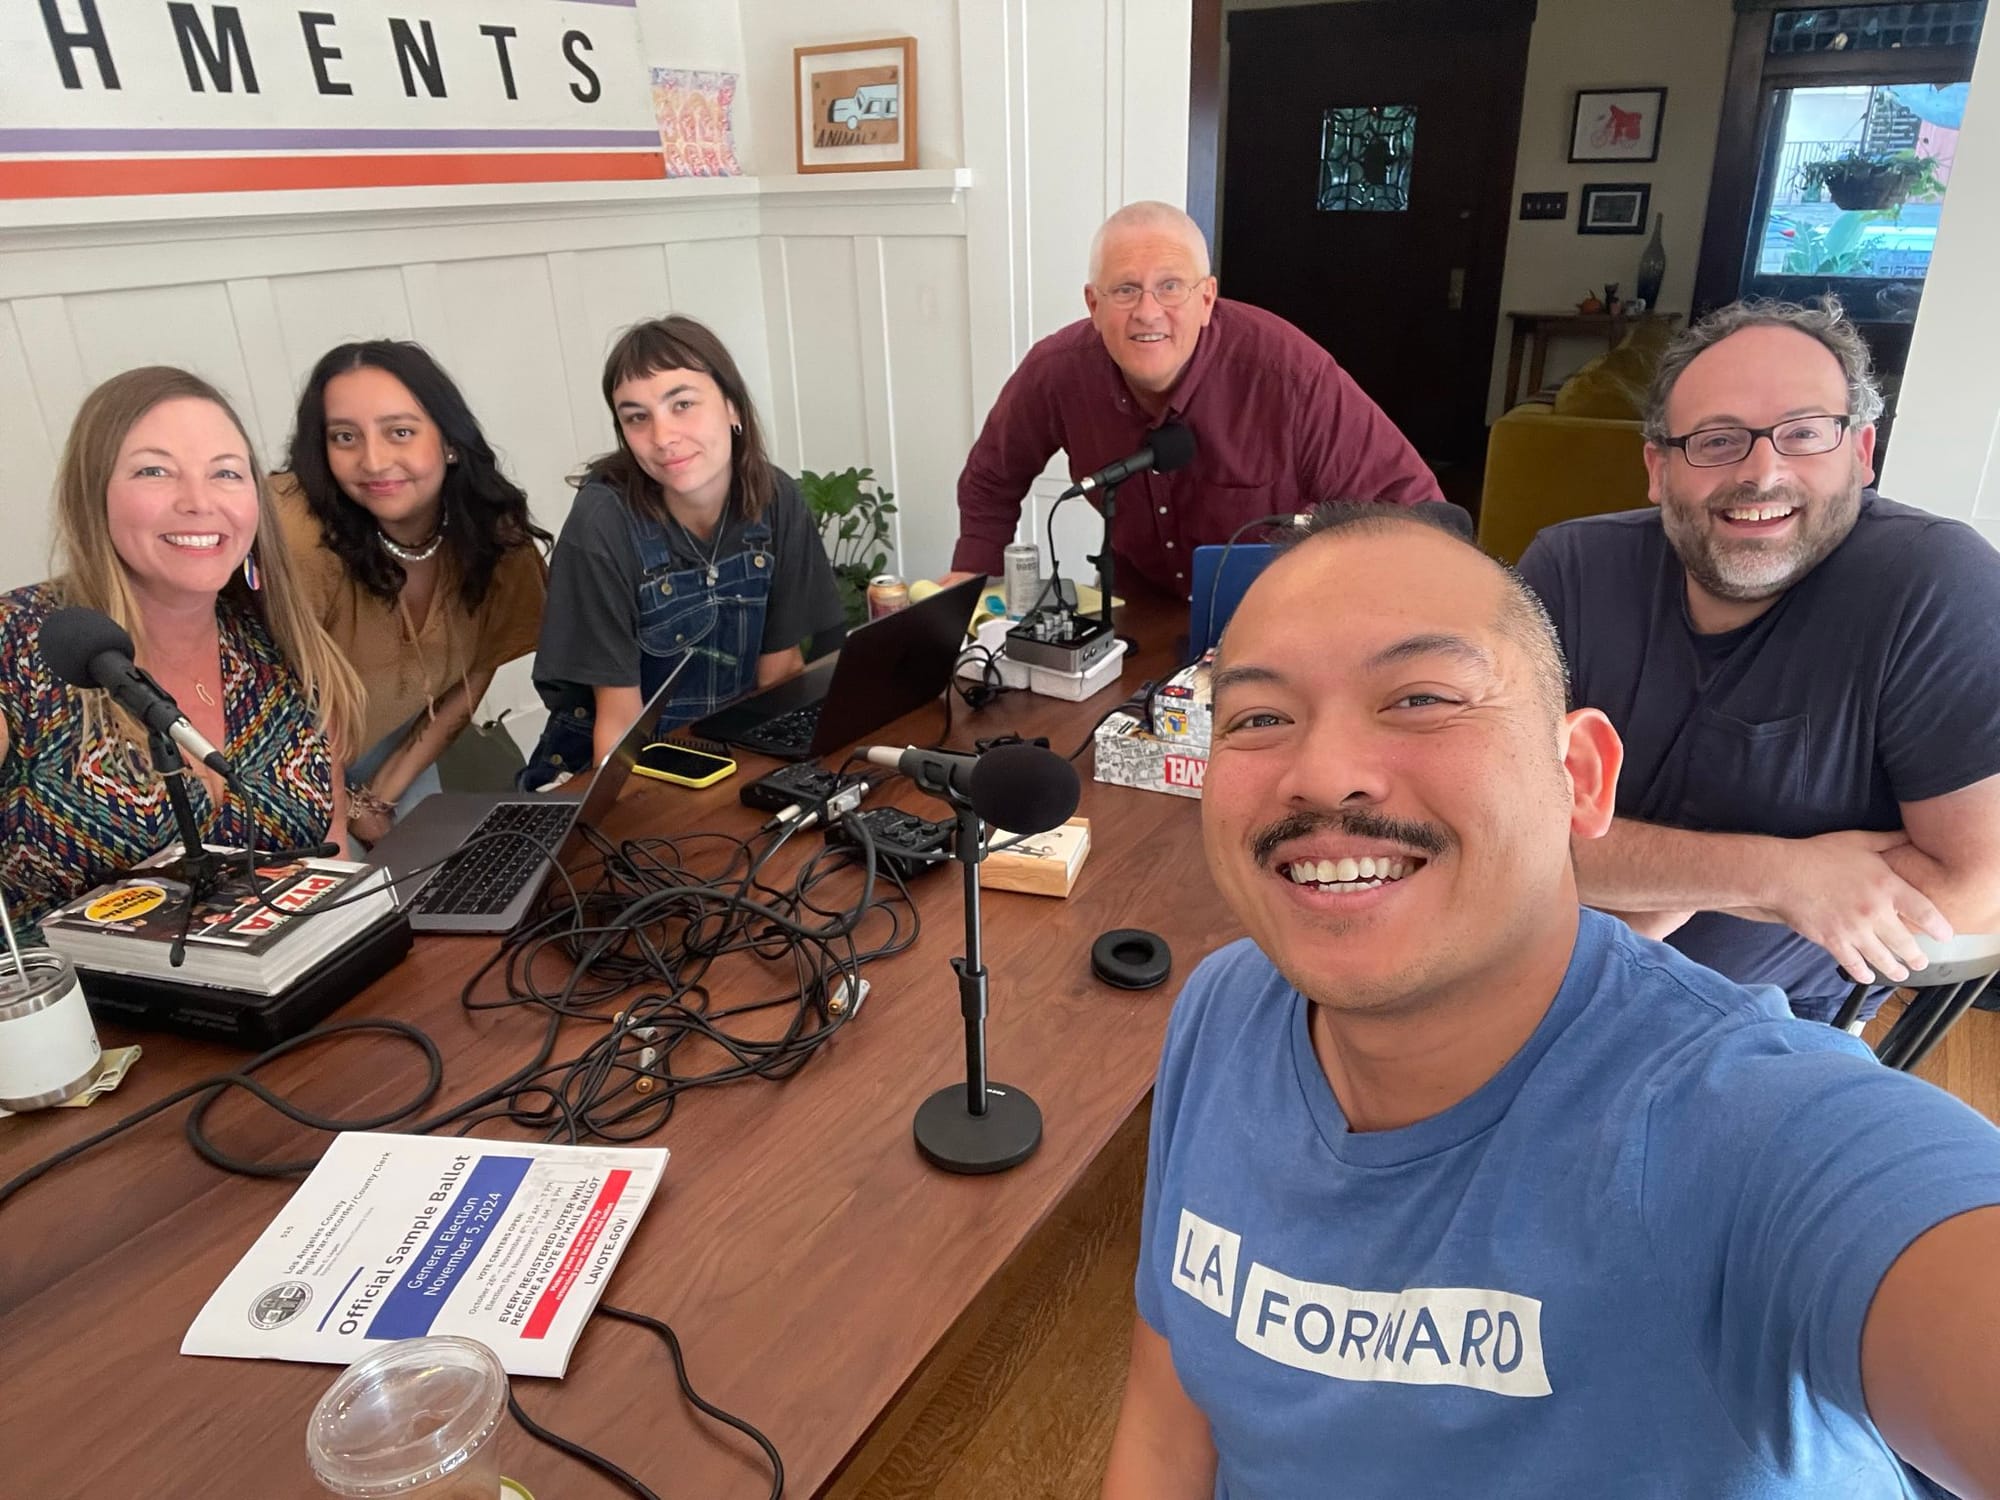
[946,201,1439,599]
[1518,297,2000,1025]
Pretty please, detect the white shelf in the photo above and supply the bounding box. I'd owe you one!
[0,167,974,237]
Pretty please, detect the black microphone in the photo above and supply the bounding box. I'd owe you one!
[39,605,238,785]
[863,742,1080,834]
[1060,422,1197,499]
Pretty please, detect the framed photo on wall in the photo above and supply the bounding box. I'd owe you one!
[1569,88,1667,163]
[794,37,918,174]
[1578,182,1652,235]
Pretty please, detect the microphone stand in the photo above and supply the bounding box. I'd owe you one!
[139,727,325,969]
[1085,478,1121,634]
[912,795,1043,1174]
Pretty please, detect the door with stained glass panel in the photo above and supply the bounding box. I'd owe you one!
[1221,0,1534,467]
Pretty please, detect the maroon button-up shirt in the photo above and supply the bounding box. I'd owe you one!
[951,298,1439,597]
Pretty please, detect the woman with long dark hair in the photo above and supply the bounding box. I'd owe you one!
[275,340,549,846]
[522,314,842,787]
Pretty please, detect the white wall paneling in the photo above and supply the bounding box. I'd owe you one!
[3,0,1198,737]
[0,170,973,738]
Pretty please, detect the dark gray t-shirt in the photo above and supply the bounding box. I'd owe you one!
[1519,492,2000,1019]
[534,467,844,693]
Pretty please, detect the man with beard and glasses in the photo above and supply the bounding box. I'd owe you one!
[1517,298,2000,1023]
[1102,503,2000,1499]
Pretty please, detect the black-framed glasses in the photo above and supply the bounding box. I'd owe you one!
[1097,277,1208,309]
[1659,414,1852,468]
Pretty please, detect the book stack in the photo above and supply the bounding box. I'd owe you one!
[39,851,411,1047]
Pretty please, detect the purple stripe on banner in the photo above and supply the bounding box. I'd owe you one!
[0,127,660,153]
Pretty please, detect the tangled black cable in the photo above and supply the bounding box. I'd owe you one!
[426,810,916,1144]
[2,806,919,1495]
[0,1017,444,1209]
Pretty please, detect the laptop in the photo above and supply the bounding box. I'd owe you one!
[367,660,687,933]
[1188,543,1279,659]
[689,574,988,760]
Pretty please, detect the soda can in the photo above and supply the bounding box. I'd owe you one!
[867,574,910,619]
[1003,542,1042,618]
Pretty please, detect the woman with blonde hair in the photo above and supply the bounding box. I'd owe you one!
[0,366,365,932]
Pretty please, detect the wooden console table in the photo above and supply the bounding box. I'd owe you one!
[1503,310,1683,409]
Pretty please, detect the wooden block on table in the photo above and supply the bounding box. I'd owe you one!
[979,817,1092,898]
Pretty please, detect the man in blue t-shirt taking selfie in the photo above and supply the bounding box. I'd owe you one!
[1103,504,2000,1498]
[1518,299,2000,1021]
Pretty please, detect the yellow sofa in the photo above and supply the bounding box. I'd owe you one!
[1476,318,1674,564]
[1478,407,1651,564]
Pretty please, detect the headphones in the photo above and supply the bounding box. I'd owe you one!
[1091,928,1172,991]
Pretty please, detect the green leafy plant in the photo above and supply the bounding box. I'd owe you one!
[798,466,897,625]
[1774,210,1879,276]
[1797,149,1944,210]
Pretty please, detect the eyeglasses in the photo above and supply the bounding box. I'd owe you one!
[1658,414,1852,468]
[1097,277,1207,310]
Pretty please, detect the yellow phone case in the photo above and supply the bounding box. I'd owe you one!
[633,743,737,789]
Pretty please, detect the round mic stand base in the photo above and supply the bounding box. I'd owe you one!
[914,1081,1042,1175]
[912,799,1045,1176]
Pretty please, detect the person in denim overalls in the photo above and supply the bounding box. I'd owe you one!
[524,316,844,789]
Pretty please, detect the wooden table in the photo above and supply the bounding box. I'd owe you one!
[1502,309,1682,409]
[0,590,1237,1498]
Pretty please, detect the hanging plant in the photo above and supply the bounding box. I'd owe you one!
[1797,150,1944,213]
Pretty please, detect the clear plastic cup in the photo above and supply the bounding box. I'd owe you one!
[307,1336,509,1499]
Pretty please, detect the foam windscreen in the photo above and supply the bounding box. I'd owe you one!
[39,605,135,688]
[1151,422,1197,474]
[968,742,1082,835]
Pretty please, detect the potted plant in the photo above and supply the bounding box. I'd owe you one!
[1797,149,1944,213]
[798,465,897,625]
[1773,210,1878,276]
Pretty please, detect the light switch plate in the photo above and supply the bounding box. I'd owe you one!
[1519,192,1568,221]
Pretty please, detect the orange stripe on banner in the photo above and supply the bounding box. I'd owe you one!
[0,151,665,198]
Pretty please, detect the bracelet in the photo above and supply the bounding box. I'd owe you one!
[347,784,395,822]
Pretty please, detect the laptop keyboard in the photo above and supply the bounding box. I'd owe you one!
[409,801,577,917]
[751,703,824,751]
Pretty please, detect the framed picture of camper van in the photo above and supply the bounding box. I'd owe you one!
[794,37,918,174]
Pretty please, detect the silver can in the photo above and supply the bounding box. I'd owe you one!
[1004,542,1042,618]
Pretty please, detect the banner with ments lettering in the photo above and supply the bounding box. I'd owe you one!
[4,0,664,197]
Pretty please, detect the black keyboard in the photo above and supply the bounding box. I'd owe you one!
[749,703,823,751]
[410,801,577,916]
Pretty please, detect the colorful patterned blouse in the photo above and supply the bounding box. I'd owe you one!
[0,581,335,934]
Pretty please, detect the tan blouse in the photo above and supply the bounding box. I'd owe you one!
[270,474,547,754]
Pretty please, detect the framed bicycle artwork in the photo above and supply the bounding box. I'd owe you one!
[1569,88,1667,164]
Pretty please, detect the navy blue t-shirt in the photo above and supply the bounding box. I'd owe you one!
[1519,493,2000,1019]
[1139,914,2000,1497]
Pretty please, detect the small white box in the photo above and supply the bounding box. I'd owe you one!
[1028,639,1127,701]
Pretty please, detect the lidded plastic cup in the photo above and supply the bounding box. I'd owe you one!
[307,1336,509,1498]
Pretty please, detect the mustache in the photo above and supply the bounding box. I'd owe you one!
[1250,809,1452,868]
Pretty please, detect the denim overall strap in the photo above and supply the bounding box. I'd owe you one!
[516,510,775,791]
[631,509,776,730]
